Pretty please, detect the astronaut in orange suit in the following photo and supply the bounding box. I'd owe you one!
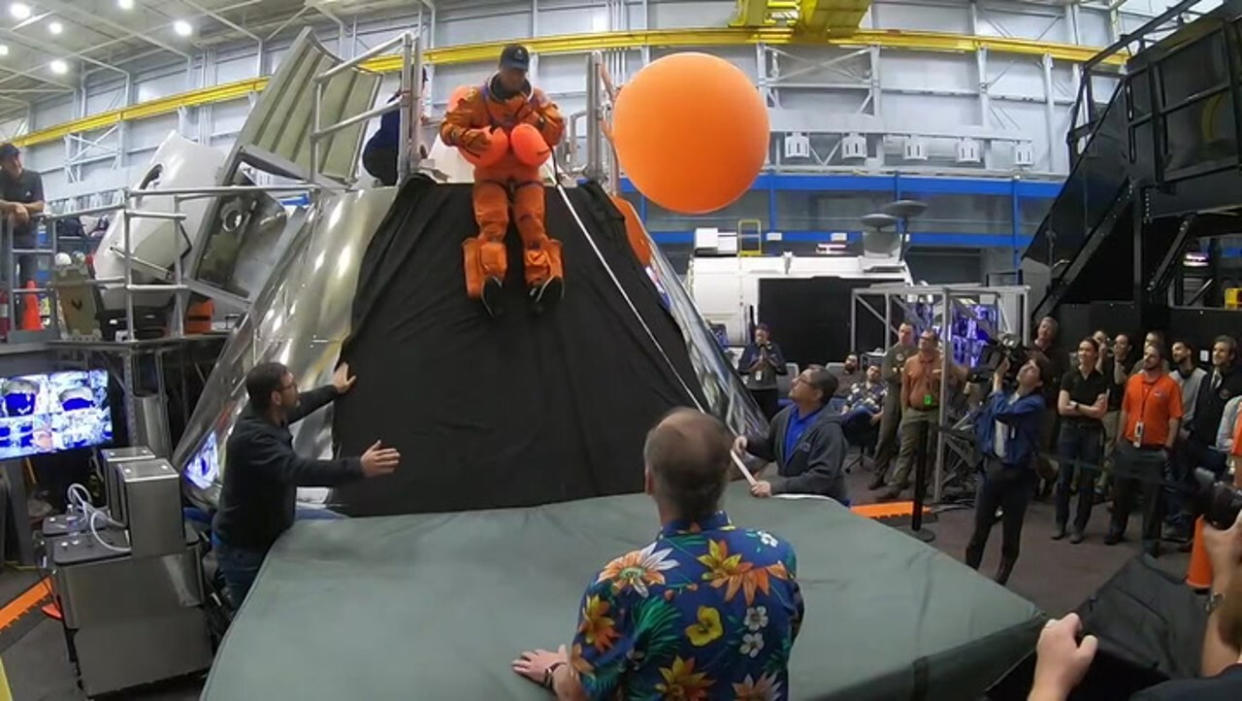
[440,45,566,318]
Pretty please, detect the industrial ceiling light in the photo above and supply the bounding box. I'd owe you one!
[173,19,193,37]
[9,3,31,21]
[48,20,63,35]
[117,0,135,8]
[49,58,69,75]
[0,44,8,57]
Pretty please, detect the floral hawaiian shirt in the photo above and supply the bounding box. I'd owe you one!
[570,511,803,700]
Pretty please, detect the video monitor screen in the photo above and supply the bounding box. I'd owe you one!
[0,370,113,460]
[185,432,220,490]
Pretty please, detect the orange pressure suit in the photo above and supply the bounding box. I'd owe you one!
[440,78,565,309]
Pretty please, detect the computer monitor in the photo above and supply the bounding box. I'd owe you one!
[0,370,113,460]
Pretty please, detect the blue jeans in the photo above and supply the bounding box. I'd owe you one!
[213,507,345,606]
[213,535,266,607]
[1055,422,1103,533]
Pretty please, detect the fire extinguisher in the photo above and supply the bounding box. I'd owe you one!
[0,287,9,341]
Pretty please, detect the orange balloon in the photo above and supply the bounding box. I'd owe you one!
[448,84,472,112]
[511,123,550,166]
[613,52,769,214]
[461,128,509,167]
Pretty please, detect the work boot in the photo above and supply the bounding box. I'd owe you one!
[1103,532,1122,546]
[1069,530,1085,545]
[529,277,564,315]
[1051,525,1067,541]
[481,277,505,319]
[867,472,887,490]
[994,559,1015,586]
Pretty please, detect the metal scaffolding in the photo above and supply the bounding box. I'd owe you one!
[850,282,1030,503]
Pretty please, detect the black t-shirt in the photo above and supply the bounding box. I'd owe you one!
[0,168,44,241]
[1060,368,1109,427]
[1104,355,1134,411]
[1131,664,1242,700]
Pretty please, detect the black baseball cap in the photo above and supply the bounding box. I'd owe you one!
[0,143,18,160]
[499,44,530,72]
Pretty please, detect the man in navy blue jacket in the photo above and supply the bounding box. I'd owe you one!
[966,355,1047,585]
[735,366,849,505]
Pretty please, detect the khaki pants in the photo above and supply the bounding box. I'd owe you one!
[1096,410,1120,493]
[889,407,938,488]
[873,387,902,476]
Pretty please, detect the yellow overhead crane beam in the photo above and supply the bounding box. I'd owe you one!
[732,0,873,35]
[12,27,1125,150]
[798,0,873,35]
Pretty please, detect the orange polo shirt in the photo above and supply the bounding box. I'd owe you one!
[1120,372,1183,447]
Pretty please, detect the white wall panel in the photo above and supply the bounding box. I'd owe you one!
[1076,10,1113,46]
[215,52,262,84]
[209,100,251,141]
[34,98,75,129]
[882,93,979,130]
[85,87,125,116]
[128,114,178,152]
[881,52,973,92]
[645,1,735,29]
[976,9,1069,43]
[873,4,970,33]
[25,142,63,173]
[23,0,1166,202]
[988,60,1048,98]
[435,2,532,45]
[136,71,191,103]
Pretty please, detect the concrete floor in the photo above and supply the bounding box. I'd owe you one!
[0,467,1188,699]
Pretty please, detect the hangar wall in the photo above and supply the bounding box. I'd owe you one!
[0,0,1179,279]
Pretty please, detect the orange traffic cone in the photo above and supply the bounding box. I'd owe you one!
[1186,516,1213,591]
[19,280,40,331]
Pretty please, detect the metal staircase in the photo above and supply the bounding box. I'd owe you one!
[1024,0,1242,324]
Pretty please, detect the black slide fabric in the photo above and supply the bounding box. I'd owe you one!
[332,177,705,515]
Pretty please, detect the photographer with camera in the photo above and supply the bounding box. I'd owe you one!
[965,356,1047,585]
[1107,343,1183,557]
[738,323,788,419]
[1027,509,1242,700]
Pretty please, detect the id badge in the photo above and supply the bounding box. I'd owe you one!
[1133,421,1144,448]
[753,371,763,383]
[923,393,934,408]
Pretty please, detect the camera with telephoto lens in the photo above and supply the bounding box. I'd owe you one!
[1191,468,1242,530]
[971,333,1030,384]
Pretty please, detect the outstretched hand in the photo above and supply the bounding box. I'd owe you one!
[1030,614,1098,701]
[360,440,400,478]
[332,362,357,395]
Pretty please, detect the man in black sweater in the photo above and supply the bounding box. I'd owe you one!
[212,361,400,605]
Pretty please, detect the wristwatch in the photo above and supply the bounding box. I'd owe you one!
[543,661,565,689]
[1206,591,1226,615]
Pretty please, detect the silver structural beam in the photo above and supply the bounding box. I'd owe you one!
[312,103,396,141]
[34,0,192,60]
[317,33,409,82]
[180,0,264,75]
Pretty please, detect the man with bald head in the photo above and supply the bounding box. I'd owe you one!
[512,409,804,699]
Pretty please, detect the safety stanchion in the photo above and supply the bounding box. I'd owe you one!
[901,420,936,543]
